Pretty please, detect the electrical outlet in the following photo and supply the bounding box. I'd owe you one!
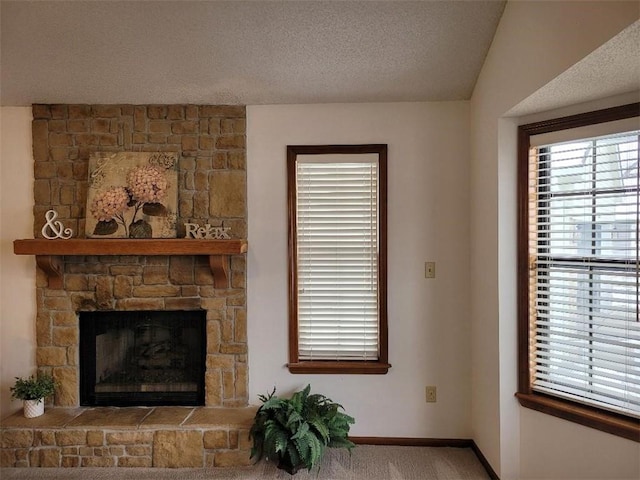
[425,262,436,279]
[425,386,437,403]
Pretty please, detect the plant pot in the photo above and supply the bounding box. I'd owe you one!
[23,399,45,418]
[277,457,303,475]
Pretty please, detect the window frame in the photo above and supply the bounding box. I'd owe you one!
[517,102,640,442]
[287,144,390,374]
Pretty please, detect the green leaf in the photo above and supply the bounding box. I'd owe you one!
[142,202,167,216]
[129,219,152,238]
[93,219,118,235]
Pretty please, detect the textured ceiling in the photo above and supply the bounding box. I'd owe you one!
[0,0,506,106]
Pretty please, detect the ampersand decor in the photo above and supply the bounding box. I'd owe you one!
[41,210,73,239]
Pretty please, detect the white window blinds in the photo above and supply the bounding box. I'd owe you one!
[529,131,640,418]
[295,157,380,361]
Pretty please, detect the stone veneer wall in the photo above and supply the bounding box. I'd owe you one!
[30,104,247,408]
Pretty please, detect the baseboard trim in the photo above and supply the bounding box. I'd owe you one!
[350,436,472,448]
[349,437,499,480]
[470,440,500,480]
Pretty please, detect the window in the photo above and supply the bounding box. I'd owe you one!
[517,103,640,441]
[287,144,390,374]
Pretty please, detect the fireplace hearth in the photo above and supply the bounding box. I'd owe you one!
[79,310,206,406]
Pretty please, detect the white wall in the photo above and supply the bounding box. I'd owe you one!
[470,1,639,479]
[0,107,37,418]
[247,102,472,438]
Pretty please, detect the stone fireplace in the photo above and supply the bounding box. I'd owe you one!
[29,104,248,408]
[0,104,254,468]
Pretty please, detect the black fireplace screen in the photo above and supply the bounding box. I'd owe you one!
[80,310,206,406]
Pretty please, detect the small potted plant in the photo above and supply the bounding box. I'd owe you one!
[10,374,56,418]
[250,384,355,475]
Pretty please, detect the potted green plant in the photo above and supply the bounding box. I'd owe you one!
[10,374,56,418]
[249,384,355,475]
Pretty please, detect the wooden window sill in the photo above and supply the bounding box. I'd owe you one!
[516,392,640,443]
[287,361,391,375]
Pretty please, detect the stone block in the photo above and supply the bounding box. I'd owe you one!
[68,119,89,133]
[203,430,228,449]
[43,296,72,311]
[2,430,34,448]
[34,179,51,204]
[142,266,168,284]
[236,364,248,400]
[53,367,78,406]
[220,344,247,355]
[186,105,199,119]
[207,321,221,353]
[93,105,121,117]
[36,346,67,366]
[113,275,133,299]
[149,120,171,133]
[168,256,194,284]
[153,430,203,468]
[106,431,153,445]
[194,171,209,191]
[40,431,56,446]
[81,456,116,467]
[37,448,61,467]
[193,192,209,219]
[109,446,125,456]
[199,106,245,118]
[147,106,167,119]
[132,285,180,297]
[68,105,91,119]
[181,135,198,151]
[61,456,80,467]
[164,297,201,310]
[116,298,164,310]
[167,105,184,120]
[87,431,104,447]
[228,151,246,170]
[125,445,151,456]
[50,105,68,119]
[33,104,52,119]
[36,313,52,346]
[99,134,118,146]
[171,121,197,134]
[206,354,233,370]
[34,162,58,179]
[118,456,152,467]
[61,447,78,455]
[55,430,86,447]
[205,370,223,406]
[223,370,234,400]
[213,449,251,467]
[91,118,110,133]
[234,309,247,343]
[52,326,78,346]
[49,133,73,146]
[199,136,215,150]
[231,271,245,289]
[64,274,88,291]
[209,171,246,217]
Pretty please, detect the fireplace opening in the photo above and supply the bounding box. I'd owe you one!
[79,310,206,407]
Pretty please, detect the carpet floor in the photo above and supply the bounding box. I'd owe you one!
[1,445,490,480]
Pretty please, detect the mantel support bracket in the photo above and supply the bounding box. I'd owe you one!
[208,255,229,289]
[35,255,63,289]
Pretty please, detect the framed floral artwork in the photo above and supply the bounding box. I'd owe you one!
[86,152,178,238]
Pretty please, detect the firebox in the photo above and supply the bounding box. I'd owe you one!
[79,310,206,406]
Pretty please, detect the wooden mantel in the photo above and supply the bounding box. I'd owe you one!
[13,239,248,289]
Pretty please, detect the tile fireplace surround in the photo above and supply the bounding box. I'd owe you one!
[1,104,251,468]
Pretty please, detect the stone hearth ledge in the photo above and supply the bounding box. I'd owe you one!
[0,406,257,468]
